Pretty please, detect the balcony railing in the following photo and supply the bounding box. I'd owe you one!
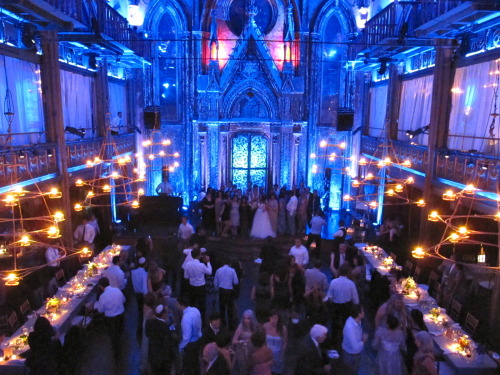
[358,1,465,49]
[0,134,136,187]
[361,135,498,194]
[44,0,149,58]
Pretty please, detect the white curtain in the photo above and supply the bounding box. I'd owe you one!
[60,69,94,141]
[0,56,44,146]
[108,81,128,131]
[368,84,388,138]
[448,59,500,153]
[397,75,433,145]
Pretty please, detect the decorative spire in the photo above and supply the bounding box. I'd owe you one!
[284,4,294,42]
[246,0,258,25]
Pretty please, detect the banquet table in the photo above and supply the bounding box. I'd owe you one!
[356,243,498,375]
[0,244,130,373]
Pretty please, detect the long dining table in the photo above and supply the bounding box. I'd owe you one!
[0,244,130,374]
[355,243,498,375]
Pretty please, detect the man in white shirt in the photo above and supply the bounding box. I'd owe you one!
[184,247,212,320]
[156,176,173,196]
[306,210,326,259]
[342,304,368,375]
[214,258,239,330]
[45,243,62,276]
[103,255,127,290]
[286,191,298,236]
[73,218,96,247]
[110,111,123,135]
[325,263,359,345]
[177,295,202,375]
[94,277,125,359]
[131,257,148,336]
[178,216,194,252]
[289,237,309,269]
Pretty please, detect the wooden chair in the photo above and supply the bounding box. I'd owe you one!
[19,300,31,320]
[7,311,19,335]
[71,302,94,330]
[55,269,66,286]
[449,299,462,322]
[464,313,479,336]
[0,315,8,333]
[413,266,422,282]
[31,286,46,309]
[45,277,59,297]
[404,260,413,275]
[428,271,439,288]
[442,292,453,310]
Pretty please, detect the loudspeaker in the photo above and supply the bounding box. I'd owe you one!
[143,106,161,129]
[337,109,354,131]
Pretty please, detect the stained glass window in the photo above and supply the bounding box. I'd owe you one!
[232,134,267,190]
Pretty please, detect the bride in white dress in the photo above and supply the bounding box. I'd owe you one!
[250,196,276,238]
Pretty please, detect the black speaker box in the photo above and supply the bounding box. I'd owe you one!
[143,106,161,129]
[337,109,354,131]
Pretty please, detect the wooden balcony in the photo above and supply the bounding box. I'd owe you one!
[361,135,499,195]
[356,1,498,59]
[1,0,149,59]
[0,133,136,188]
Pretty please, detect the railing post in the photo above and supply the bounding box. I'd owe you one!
[39,30,73,248]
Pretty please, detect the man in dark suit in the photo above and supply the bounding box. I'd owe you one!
[201,312,229,346]
[307,189,322,224]
[330,243,355,278]
[295,324,331,375]
[145,304,175,375]
[202,342,229,375]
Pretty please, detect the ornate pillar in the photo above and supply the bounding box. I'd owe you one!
[419,41,455,242]
[218,132,228,187]
[271,134,280,186]
[207,123,219,188]
[384,62,403,140]
[95,57,110,137]
[199,132,208,191]
[39,30,73,247]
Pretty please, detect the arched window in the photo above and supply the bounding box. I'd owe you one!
[319,15,346,126]
[157,12,179,122]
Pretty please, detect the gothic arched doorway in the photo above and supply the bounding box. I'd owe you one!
[231,133,268,190]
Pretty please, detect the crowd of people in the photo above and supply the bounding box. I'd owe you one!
[198,182,323,239]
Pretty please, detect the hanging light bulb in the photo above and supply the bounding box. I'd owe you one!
[359,158,367,166]
[124,155,132,163]
[377,160,384,168]
[173,152,180,158]
[19,235,31,246]
[311,164,319,174]
[74,203,83,211]
[102,184,111,193]
[339,142,347,149]
[75,179,84,187]
[343,194,351,201]
[138,188,145,196]
[365,173,374,180]
[416,199,426,207]
[131,200,140,209]
[369,201,378,209]
[402,160,412,167]
[80,247,92,258]
[93,157,101,164]
[12,186,25,196]
[46,226,61,238]
[352,180,360,187]
[87,191,94,198]
[406,177,415,184]
[494,212,500,221]
[158,150,166,157]
[86,160,94,168]
[133,168,139,173]
[142,140,152,147]
[148,154,155,160]
[458,226,469,238]
[395,184,404,193]
[118,158,126,165]
[53,212,65,222]
[3,273,20,286]
[319,140,327,148]
[386,189,396,196]
[173,161,180,168]
[384,157,391,165]
[111,171,119,179]
[412,247,425,259]
[168,166,175,173]
[464,184,475,194]
[428,211,440,221]
[442,190,456,201]
[328,153,336,161]
[449,233,460,243]
[48,188,62,199]
[162,139,171,146]
[3,194,18,207]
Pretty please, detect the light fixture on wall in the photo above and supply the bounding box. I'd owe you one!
[128,1,145,27]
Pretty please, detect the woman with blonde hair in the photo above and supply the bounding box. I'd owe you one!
[412,331,437,375]
[232,310,260,375]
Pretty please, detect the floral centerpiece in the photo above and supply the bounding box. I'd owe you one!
[86,262,98,277]
[401,277,416,295]
[430,307,441,320]
[382,257,394,267]
[46,297,61,313]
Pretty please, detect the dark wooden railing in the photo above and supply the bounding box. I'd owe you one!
[361,135,498,193]
[44,0,149,58]
[0,134,136,187]
[358,0,465,49]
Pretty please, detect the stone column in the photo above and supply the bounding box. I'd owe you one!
[384,62,403,140]
[39,30,73,247]
[94,58,109,137]
[419,41,455,242]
